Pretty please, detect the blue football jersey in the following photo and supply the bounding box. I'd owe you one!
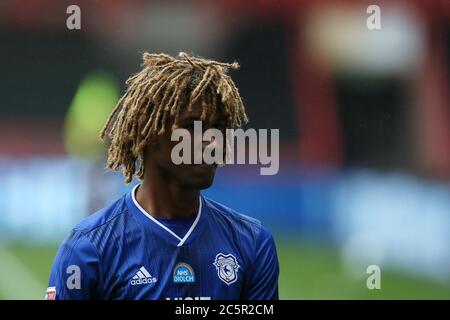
[46,184,279,300]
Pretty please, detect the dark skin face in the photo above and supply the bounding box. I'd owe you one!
[135,100,227,219]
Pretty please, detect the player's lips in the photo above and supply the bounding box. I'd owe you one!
[189,158,218,167]
[192,163,217,171]
[195,163,217,168]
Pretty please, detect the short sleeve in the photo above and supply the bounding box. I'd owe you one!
[242,226,279,300]
[46,230,100,300]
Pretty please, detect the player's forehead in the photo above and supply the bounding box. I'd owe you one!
[177,99,226,123]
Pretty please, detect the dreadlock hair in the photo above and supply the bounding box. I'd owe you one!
[100,51,248,183]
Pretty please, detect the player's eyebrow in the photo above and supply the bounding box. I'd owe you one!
[183,113,227,123]
[184,115,202,121]
[178,115,202,124]
[213,117,227,126]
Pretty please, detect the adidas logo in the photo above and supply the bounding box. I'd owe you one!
[130,266,158,286]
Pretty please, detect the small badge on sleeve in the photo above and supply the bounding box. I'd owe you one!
[45,286,56,300]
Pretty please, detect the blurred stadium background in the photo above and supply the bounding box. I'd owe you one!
[1,0,450,299]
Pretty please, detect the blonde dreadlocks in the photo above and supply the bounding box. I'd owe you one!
[100,52,248,183]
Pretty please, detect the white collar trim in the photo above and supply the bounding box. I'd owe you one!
[131,184,202,247]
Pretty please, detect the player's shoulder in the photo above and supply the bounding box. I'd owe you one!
[57,194,134,254]
[202,196,273,240]
[57,194,137,261]
[73,195,129,235]
[203,196,260,226]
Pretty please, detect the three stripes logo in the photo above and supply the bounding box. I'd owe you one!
[130,266,157,286]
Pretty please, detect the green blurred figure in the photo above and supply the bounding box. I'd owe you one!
[64,71,119,160]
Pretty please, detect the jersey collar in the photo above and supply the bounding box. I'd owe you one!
[126,184,205,247]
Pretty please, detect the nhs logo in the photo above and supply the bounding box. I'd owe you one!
[173,262,195,283]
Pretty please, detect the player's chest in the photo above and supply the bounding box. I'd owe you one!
[106,241,246,300]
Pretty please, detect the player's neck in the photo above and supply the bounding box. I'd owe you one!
[136,175,200,220]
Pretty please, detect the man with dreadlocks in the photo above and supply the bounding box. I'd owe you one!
[47,52,279,300]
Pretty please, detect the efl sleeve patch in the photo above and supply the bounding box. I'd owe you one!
[44,286,56,300]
